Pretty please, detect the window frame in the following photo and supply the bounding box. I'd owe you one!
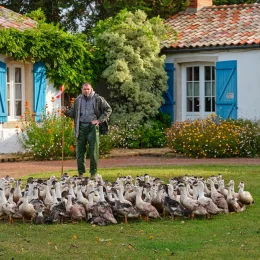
[182,63,216,120]
[7,64,25,121]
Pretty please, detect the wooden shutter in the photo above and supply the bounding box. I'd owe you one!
[216,60,237,120]
[0,61,7,122]
[160,63,175,123]
[33,62,46,121]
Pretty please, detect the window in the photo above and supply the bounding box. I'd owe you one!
[7,65,24,120]
[204,66,215,113]
[186,66,200,112]
[184,64,215,120]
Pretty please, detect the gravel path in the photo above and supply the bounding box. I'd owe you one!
[1,155,260,179]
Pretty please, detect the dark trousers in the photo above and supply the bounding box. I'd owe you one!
[77,123,99,176]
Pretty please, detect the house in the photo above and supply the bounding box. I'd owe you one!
[160,0,260,123]
[0,6,60,153]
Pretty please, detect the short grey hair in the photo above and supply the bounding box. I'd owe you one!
[82,82,92,88]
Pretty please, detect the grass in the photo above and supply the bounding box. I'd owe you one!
[0,165,259,260]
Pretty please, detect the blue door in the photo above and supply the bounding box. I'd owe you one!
[0,61,7,123]
[33,62,46,121]
[216,60,237,120]
[160,63,175,123]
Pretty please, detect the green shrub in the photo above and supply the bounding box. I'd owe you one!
[17,103,76,160]
[166,114,260,158]
[17,106,171,159]
[109,112,171,149]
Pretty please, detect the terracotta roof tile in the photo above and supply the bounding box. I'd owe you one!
[0,6,37,31]
[163,3,260,49]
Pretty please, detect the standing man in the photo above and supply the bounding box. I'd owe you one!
[63,82,112,178]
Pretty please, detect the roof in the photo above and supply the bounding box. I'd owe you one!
[0,5,37,30]
[162,3,260,50]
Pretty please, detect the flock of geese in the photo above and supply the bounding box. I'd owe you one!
[0,173,255,225]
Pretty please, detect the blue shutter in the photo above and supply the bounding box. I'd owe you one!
[0,61,7,122]
[160,63,175,123]
[33,62,46,121]
[216,60,237,120]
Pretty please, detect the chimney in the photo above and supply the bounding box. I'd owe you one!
[186,0,212,12]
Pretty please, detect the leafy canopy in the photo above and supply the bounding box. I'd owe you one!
[0,0,189,33]
[0,9,95,93]
[93,9,172,124]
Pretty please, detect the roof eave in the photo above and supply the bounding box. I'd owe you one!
[161,44,260,54]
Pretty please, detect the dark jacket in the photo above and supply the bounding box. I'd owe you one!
[64,93,112,138]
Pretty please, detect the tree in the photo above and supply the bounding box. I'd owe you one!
[0,0,189,33]
[92,9,173,124]
[213,0,258,4]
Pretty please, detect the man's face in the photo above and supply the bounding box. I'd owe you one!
[82,84,92,97]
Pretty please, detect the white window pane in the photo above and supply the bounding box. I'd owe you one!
[205,66,211,80]
[205,82,211,96]
[194,82,200,96]
[194,67,199,81]
[194,97,200,112]
[212,82,215,96]
[186,67,192,81]
[15,84,22,99]
[212,97,216,112]
[187,83,193,96]
[15,68,21,83]
[8,101,10,116]
[7,67,10,82]
[187,98,192,112]
[15,101,22,116]
[7,84,10,99]
[205,97,211,112]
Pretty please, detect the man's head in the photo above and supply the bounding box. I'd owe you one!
[82,82,93,97]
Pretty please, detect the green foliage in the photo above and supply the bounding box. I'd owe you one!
[104,113,171,149]
[166,114,260,158]
[213,0,258,5]
[102,0,189,21]
[0,0,189,33]
[93,9,171,124]
[17,104,76,160]
[0,9,96,93]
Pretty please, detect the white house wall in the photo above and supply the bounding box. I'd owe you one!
[0,74,61,154]
[165,48,260,122]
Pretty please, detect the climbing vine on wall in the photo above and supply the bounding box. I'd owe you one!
[0,9,96,94]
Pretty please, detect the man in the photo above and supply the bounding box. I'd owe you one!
[63,82,112,178]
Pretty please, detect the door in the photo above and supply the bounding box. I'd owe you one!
[216,60,237,120]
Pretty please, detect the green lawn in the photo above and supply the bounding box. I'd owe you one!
[0,165,259,260]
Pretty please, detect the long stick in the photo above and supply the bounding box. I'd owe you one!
[61,89,65,177]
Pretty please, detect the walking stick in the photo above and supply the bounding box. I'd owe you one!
[61,86,65,177]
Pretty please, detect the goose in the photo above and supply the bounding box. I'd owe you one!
[228,180,239,199]
[19,190,36,223]
[135,186,160,222]
[218,179,228,198]
[13,179,23,203]
[207,179,229,214]
[88,200,117,225]
[237,182,254,207]
[178,183,208,219]
[162,195,192,220]
[226,184,246,213]
[124,182,136,205]
[34,205,45,224]
[2,188,23,223]
[195,181,224,216]
[151,184,167,213]
[65,193,84,222]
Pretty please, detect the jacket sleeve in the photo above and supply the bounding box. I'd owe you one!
[97,96,112,123]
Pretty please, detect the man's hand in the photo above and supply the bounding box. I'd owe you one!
[92,120,100,126]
